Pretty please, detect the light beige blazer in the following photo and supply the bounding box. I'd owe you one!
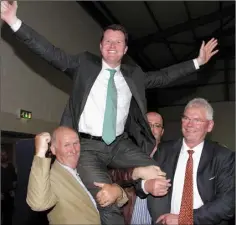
[27,156,103,224]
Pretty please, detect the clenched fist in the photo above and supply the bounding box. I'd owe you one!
[35,132,51,158]
[144,178,171,196]
[1,1,18,25]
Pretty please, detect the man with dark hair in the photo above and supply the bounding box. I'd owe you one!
[1,2,218,224]
[100,24,129,45]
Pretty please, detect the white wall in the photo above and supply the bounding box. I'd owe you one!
[158,101,235,150]
[1,2,103,134]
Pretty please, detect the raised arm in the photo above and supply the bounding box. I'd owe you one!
[145,38,218,89]
[26,132,57,211]
[1,1,80,78]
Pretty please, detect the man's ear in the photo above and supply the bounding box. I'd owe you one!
[161,128,164,136]
[124,46,128,55]
[207,120,214,133]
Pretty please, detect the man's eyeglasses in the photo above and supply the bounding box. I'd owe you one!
[149,123,163,129]
[182,115,208,125]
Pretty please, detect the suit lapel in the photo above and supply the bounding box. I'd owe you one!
[197,140,215,202]
[121,65,146,115]
[80,62,145,116]
[80,58,102,114]
[168,139,182,205]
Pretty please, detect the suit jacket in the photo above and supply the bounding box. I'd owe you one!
[27,156,101,225]
[135,139,235,225]
[15,23,196,155]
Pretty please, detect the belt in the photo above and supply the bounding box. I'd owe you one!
[80,132,103,141]
[79,132,123,142]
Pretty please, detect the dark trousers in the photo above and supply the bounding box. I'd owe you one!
[77,134,157,225]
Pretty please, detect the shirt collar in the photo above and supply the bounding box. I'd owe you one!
[181,138,204,157]
[57,160,78,174]
[102,60,121,73]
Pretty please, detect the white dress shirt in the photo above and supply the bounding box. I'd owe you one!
[171,139,204,214]
[79,60,132,136]
[57,161,98,211]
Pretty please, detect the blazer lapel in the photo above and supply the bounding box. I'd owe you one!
[53,161,97,210]
[196,140,215,203]
[121,65,146,115]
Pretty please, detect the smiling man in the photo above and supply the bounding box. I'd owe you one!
[135,98,235,225]
[27,127,128,225]
[1,2,219,224]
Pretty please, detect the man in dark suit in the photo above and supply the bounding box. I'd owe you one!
[135,98,235,225]
[1,2,219,224]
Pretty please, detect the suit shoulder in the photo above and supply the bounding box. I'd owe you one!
[156,140,180,156]
[72,51,99,61]
[209,140,235,159]
[83,51,100,61]
[159,140,179,150]
[49,163,60,181]
[122,63,145,74]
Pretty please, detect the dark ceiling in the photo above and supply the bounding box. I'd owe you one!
[78,1,235,71]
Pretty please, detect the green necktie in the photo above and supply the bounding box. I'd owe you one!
[102,69,117,145]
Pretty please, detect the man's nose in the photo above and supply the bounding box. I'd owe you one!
[71,146,76,153]
[110,41,116,47]
[187,120,194,126]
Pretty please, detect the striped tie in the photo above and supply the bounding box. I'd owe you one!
[178,150,194,225]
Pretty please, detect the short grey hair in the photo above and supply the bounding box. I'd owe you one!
[184,98,214,120]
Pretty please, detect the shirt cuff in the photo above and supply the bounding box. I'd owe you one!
[10,18,22,32]
[193,58,200,70]
[141,180,149,194]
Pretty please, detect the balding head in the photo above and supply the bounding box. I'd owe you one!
[51,126,76,145]
[147,112,163,123]
[146,112,164,145]
[50,126,80,169]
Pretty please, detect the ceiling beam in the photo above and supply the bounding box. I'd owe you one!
[183,1,198,41]
[131,4,234,49]
[143,1,178,63]
[224,59,230,101]
[152,25,235,64]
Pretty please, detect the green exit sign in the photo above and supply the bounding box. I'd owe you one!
[20,109,32,119]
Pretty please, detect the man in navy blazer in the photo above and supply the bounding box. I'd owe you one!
[135,98,235,225]
[1,2,219,224]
